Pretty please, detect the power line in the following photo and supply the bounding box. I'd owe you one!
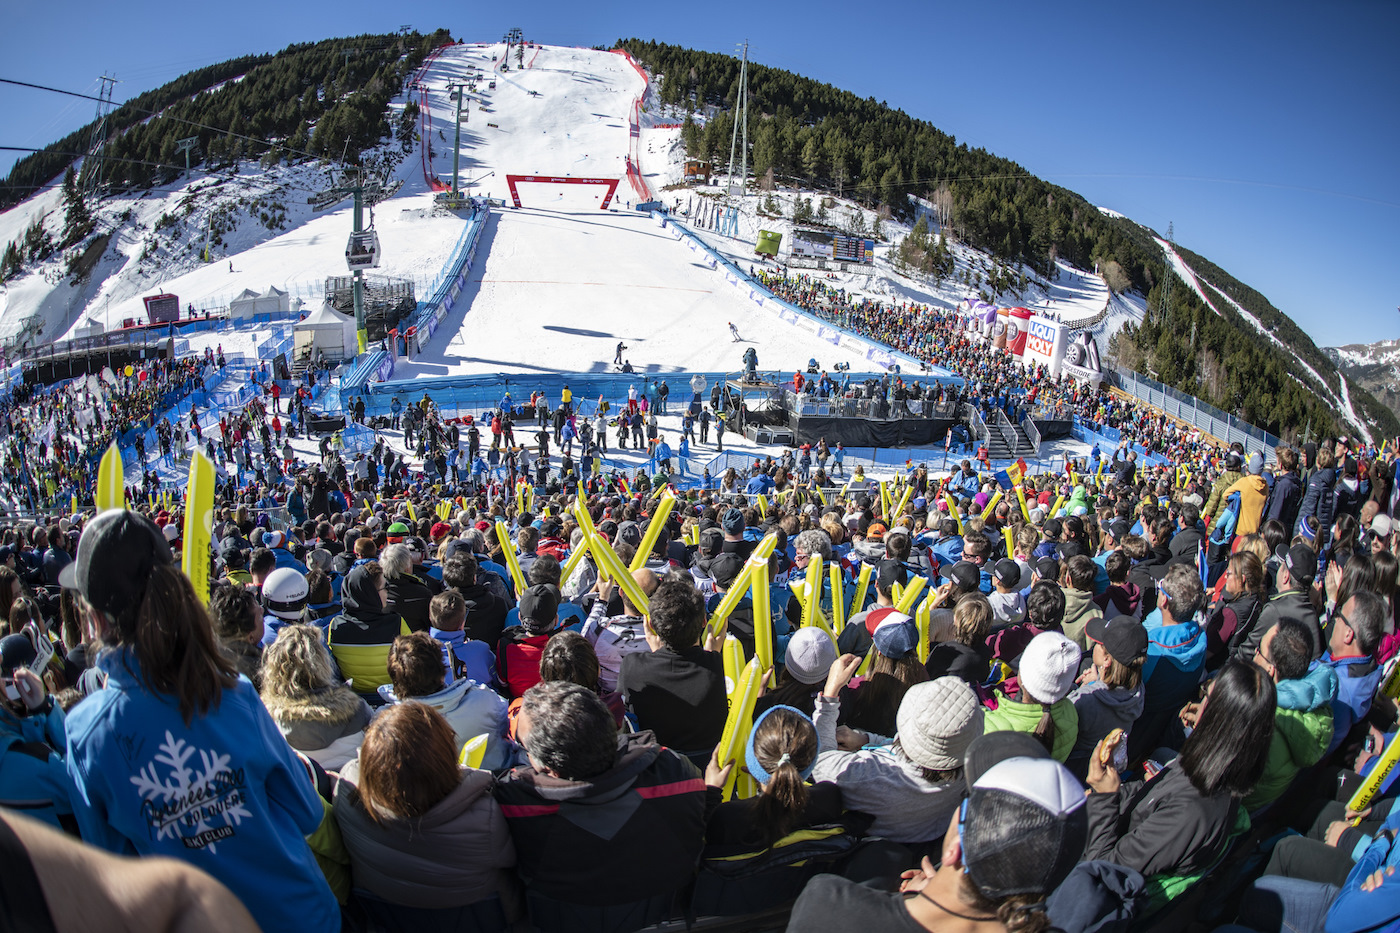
[0,71,346,171]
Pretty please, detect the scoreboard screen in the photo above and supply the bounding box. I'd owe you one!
[143,293,180,324]
[792,228,874,264]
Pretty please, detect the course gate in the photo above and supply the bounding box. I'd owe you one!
[505,174,620,210]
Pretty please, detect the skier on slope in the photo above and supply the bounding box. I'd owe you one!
[614,341,627,365]
[729,322,741,342]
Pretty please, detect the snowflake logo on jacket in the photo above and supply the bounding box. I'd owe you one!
[130,731,252,852]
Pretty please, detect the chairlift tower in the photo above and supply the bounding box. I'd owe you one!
[80,75,118,201]
[310,171,401,354]
[723,41,749,201]
[447,83,468,197]
[175,136,198,176]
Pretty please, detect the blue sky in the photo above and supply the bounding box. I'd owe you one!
[2,0,1395,347]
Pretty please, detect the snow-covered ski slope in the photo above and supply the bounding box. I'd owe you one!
[1158,236,1371,444]
[393,43,883,377]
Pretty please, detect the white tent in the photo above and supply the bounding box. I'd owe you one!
[229,285,292,321]
[293,301,356,363]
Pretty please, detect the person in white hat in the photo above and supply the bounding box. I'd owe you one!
[983,631,1082,762]
[810,655,984,844]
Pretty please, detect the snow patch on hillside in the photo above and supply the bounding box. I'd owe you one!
[1158,236,1370,444]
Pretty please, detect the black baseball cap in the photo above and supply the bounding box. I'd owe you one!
[940,560,982,592]
[711,553,746,588]
[1275,543,1317,585]
[518,584,561,630]
[876,559,908,594]
[964,730,1050,787]
[58,510,171,617]
[0,633,36,676]
[1034,556,1061,581]
[992,559,1022,588]
[1086,615,1149,663]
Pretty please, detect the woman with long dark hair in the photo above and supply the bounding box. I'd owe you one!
[61,510,338,933]
[706,706,841,851]
[1083,659,1276,879]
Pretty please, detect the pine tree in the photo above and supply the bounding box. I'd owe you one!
[60,167,93,248]
[0,242,20,280]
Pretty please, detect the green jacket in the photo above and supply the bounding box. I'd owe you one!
[1203,471,1242,526]
[984,695,1079,763]
[1242,665,1337,811]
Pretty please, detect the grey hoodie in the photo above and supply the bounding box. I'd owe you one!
[1065,677,1145,778]
[810,694,966,844]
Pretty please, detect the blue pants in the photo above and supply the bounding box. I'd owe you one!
[1221,875,1338,933]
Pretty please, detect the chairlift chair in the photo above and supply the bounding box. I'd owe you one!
[345,231,381,270]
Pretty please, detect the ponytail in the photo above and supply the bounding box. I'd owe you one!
[753,757,810,846]
[998,894,1053,933]
[116,563,238,724]
[748,707,819,847]
[1029,694,1056,756]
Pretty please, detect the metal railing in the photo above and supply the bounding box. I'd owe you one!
[1022,417,1042,456]
[1111,366,1280,454]
[964,404,989,446]
[782,390,957,421]
[990,408,1018,452]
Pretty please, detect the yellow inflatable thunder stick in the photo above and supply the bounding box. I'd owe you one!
[829,563,847,633]
[715,658,765,800]
[629,489,676,572]
[182,451,216,605]
[944,492,963,534]
[494,520,527,596]
[96,443,123,512]
[849,562,873,619]
[980,490,1003,522]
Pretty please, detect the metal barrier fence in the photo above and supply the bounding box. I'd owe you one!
[967,405,989,446]
[1111,366,1279,455]
[781,390,957,420]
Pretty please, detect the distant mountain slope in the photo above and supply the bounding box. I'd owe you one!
[619,39,1394,444]
[1328,339,1400,434]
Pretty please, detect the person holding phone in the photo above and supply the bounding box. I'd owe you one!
[0,632,76,832]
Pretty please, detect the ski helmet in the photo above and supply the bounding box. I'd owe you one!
[262,567,309,620]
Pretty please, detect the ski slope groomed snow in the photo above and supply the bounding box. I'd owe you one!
[389,43,883,377]
[388,204,883,377]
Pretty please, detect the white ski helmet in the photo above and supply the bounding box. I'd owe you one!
[262,567,309,620]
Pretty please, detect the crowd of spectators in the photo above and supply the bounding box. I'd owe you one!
[1,408,1398,932]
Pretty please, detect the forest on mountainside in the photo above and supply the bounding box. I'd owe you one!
[618,38,1397,442]
[0,30,451,210]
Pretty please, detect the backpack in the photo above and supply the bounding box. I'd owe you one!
[1207,490,1242,563]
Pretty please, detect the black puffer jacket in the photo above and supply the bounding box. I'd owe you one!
[1084,762,1237,879]
[1296,466,1336,550]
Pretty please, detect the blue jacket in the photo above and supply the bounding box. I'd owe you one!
[745,474,775,495]
[1326,802,1400,932]
[0,702,75,830]
[931,535,964,569]
[1141,611,1206,683]
[1320,654,1383,758]
[64,649,338,933]
[271,546,308,575]
[432,627,499,687]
